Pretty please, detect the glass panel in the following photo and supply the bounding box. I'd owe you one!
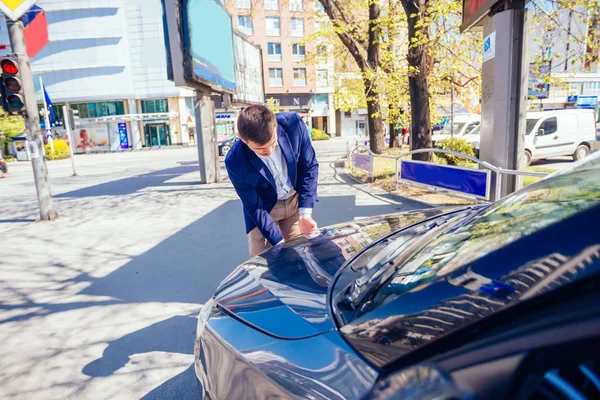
[290,0,303,11]
[116,101,125,115]
[88,103,97,118]
[236,0,251,9]
[291,18,304,36]
[96,102,107,117]
[78,103,88,119]
[542,118,557,135]
[106,102,117,116]
[265,0,278,10]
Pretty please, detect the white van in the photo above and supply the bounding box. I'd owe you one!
[464,110,596,164]
[431,114,481,145]
[525,110,596,164]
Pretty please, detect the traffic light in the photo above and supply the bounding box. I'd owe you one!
[0,55,26,113]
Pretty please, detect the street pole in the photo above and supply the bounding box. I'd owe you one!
[62,105,77,176]
[7,19,57,220]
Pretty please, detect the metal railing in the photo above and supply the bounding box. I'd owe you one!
[347,143,550,202]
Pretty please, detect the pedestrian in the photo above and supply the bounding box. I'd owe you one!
[226,105,319,258]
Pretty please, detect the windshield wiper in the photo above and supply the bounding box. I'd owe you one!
[340,213,459,313]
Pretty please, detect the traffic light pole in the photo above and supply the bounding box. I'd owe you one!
[7,19,57,220]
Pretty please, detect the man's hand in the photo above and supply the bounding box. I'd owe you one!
[299,214,318,236]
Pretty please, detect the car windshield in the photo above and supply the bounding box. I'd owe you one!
[440,122,466,135]
[526,118,539,135]
[363,155,600,315]
[467,125,480,135]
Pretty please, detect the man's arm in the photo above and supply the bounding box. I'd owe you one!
[295,115,319,210]
[226,164,284,246]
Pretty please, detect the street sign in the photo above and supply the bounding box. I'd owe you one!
[45,128,53,141]
[0,0,39,22]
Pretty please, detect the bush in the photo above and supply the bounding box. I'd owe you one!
[436,137,475,166]
[44,139,71,160]
[3,155,15,162]
[311,128,330,141]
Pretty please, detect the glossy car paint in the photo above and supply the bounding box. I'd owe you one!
[194,208,447,399]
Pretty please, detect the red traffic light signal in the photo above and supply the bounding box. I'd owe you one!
[0,55,26,113]
[1,59,19,75]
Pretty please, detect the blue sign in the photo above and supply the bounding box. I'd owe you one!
[577,96,599,109]
[182,0,236,92]
[45,128,53,141]
[118,123,129,149]
[400,161,490,199]
[567,95,578,103]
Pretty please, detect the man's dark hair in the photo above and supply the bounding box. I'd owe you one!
[237,105,277,145]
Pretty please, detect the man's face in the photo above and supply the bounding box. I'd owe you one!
[242,130,278,157]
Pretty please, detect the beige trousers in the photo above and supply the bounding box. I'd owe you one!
[248,193,302,258]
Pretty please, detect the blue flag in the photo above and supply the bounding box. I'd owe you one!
[42,83,56,124]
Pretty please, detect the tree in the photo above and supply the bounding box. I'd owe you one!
[399,0,433,160]
[0,109,25,157]
[317,0,386,154]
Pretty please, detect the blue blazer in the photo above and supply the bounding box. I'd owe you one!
[225,112,319,246]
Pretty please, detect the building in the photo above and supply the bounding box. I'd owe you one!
[0,0,199,153]
[528,6,600,129]
[221,0,337,135]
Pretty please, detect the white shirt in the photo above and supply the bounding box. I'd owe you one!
[257,144,312,215]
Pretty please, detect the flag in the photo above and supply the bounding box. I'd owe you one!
[22,6,49,59]
[42,83,56,124]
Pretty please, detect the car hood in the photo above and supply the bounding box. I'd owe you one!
[212,208,447,339]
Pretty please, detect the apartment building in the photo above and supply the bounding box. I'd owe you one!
[223,0,337,135]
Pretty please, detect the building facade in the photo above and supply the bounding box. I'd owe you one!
[222,0,337,135]
[528,7,600,130]
[0,0,199,153]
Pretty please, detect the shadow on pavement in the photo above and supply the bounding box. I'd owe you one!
[55,165,200,198]
[141,365,201,400]
[82,315,197,377]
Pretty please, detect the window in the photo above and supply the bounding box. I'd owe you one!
[290,0,303,11]
[344,111,352,118]
[142,99,169,114]
[291,18,304,37]
[238,16,253,35]
[292,43,305,62]
[313,93,328,105]
[315,20,322,31]
[540,117,557,135]
[269,68,283,87]
[293,68,307,86]
[314,0,324,13]
[185,97,194,115]
[266,17,280,36]
[464,122,480,134]
[317,69,329,86]
[236,0,251,9]
[265,0,278,10]
[267,42,282,61]
[70,101,125,119]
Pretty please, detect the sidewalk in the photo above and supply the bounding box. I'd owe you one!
[0,142,431,399]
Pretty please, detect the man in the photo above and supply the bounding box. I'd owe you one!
[226,105,319,258]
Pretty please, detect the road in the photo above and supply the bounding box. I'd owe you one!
[0,139,427,400]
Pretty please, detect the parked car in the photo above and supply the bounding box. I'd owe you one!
[0,158,7,178]
[465,110,596,165]
[194,153,600,400]
[431,114,480,145]
[218,136,238,157]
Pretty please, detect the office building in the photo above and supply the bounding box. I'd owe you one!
[221,0,337,135]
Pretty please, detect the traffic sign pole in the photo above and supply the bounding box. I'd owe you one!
[7,18,57,220]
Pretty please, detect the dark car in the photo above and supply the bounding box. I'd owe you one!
[195,154,600,400]
[218,136,238,157]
